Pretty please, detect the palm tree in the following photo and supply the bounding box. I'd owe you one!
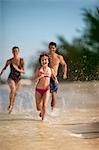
[81,7,99,79]
[57,7,99,81]
[81,7,99,52]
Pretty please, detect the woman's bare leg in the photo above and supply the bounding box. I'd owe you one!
[15,80,21,98]
[7,79,16,113]
[12,81,21,111]
[7,79,21,113]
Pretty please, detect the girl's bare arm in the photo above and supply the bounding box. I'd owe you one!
[33,68,44,83]
[51,68,57,82]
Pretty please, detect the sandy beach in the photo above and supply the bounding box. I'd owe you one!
[0,81,99,150]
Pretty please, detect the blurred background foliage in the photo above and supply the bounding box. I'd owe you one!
[28,7,99,81]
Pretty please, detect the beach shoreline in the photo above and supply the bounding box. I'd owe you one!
[0,81,99,150]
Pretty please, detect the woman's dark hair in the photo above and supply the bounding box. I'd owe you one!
[39,53,50,66]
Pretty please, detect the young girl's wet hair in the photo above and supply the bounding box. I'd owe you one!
[39,53,50,66]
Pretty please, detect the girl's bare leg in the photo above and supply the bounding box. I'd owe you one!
[42,90,50,120]
[35,91,42,117]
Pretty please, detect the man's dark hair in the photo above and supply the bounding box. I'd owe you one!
[49,42,57,48]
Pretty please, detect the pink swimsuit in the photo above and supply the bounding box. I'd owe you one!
[36,67,51,96]
[39,67,51,78]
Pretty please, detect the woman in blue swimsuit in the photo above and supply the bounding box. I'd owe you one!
[0,46,25,113]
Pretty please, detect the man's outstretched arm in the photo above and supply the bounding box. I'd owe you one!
[60,55,67,79]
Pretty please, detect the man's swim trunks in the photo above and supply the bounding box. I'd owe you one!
[50,77,58,93]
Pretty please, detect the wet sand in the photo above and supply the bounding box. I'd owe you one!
[0,81,99,150]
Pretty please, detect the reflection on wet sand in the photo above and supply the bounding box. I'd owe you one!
[64,122,99,139]
[0,81,99,150]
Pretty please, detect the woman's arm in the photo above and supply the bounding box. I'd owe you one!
[12,58,25,74]
[13,64,25,73]
[20,58,25,73]
[0,59,10,77]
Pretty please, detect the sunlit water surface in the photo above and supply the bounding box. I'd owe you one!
[0,81,99,150]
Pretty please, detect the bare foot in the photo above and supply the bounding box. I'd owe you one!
[8,105,13,114]
[39,112,44,121]
[39,112,42,117]
[8,105,10,110]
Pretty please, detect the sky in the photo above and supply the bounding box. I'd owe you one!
[0,0,98,78]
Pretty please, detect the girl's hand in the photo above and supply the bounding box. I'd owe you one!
[39,73,45,79]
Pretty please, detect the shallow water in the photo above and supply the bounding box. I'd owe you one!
[0,81,99,150]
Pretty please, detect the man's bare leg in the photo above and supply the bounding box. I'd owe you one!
[51,92,57,111]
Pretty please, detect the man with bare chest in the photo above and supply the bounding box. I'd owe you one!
[48,42,67,111]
